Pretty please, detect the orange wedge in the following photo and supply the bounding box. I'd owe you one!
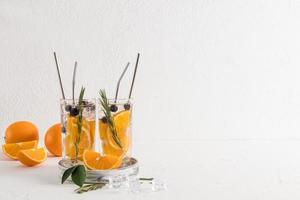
[64,128,91,160]
[100,110,131,157]
[17,147,47,167]
[83,150,122,170]
[64,134,76,159]
[64,116,92,160]
[2,140,38,160]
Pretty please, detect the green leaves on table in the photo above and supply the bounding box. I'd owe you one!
[61,165,86,187]
[72,165,86,187]
[62,165,155,194]
[61,164,105,193]
[61,166,76,184]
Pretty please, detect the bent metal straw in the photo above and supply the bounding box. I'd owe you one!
[114,62,130,103]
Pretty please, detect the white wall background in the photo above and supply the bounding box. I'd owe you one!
[1,0,300,143]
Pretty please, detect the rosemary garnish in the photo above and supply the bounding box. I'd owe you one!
[139,177,154,181]
[99,89,123,149]
[74,178,154,193]
[75,87,85,162]
[75,183,106,194]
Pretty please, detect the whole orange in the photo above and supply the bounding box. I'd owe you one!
[5,121,39,144]
[44,123,62,156]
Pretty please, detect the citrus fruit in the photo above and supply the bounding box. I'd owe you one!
[83,150,122,170]
[82,150,100,169]
[100,110,131,157]
[64,117,92,160]
[5,121,39,144]
[64,134,76,159]
[17,147,47,167]
[44,123,62,156]
[88,120,95,148]
[2,140,38,160]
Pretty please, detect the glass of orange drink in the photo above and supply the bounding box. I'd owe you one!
[98,97,132,161]
[60,99,96,162]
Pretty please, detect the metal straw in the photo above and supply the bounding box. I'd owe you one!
[114,62,130,102]
[53,52,66,100]
[72,61,77,105]
[128,53,140,99]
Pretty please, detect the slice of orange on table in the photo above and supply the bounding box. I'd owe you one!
[1,121,48,167]
[2,140,38,160]
[83,150,122,170]
[17,147,47,167]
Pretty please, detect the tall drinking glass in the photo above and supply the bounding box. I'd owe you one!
[60,99,96,162]
[98,99,132,159]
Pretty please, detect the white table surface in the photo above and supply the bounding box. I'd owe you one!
[1,140,300,200]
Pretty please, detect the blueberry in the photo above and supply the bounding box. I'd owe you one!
[65,104,72,112]
[61,126,66,133]
[124,104,131,110]
[110,105,118,112]
[70,107,79,116]
[101,117,107,123]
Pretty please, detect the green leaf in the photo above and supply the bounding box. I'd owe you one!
[71,165,86,187]
[61,166,77,184]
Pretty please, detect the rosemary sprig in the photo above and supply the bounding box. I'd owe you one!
[75,183,106,194]
[74,178,154,193]
[139,177,154,181]
[99,89,123,149]
[75,87,85,162]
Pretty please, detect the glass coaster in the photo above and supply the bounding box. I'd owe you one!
[58,157,139,184]
[58,158,166,192]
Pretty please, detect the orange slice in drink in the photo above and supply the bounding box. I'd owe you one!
[83,150,122,170]
[65,130,91,160]
[64,134,76,159]
[99,120,108,140]
[89,120,95,148]
[65,117,92,160]
[17,147,47,167]
[101,110,131,157]
[2,140,38,160]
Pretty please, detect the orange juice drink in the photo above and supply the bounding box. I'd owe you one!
[61,99,96,161]
[98,98,132,159]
